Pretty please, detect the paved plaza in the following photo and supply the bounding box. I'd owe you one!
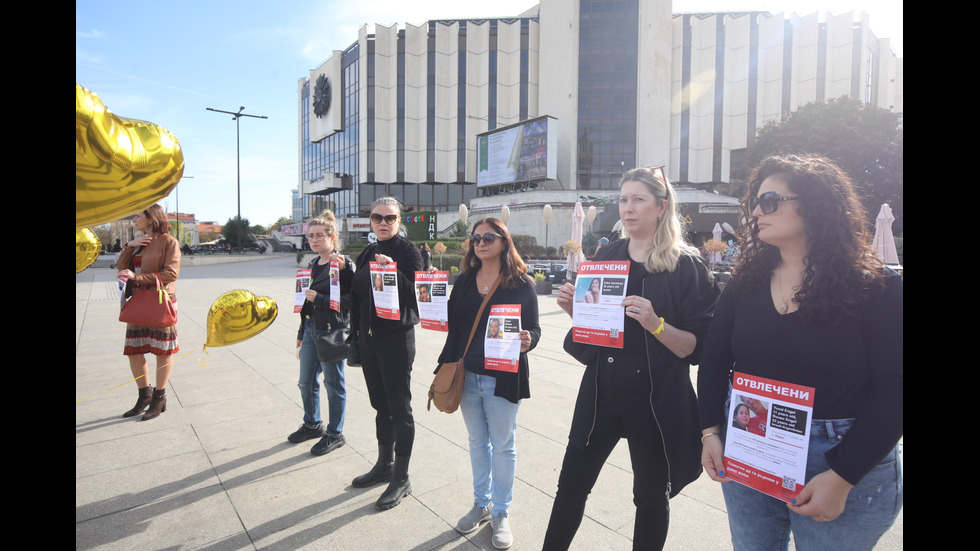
[76,255,902,550]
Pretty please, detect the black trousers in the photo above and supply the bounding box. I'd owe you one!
[360,326,416,457]
[543,354,670,551]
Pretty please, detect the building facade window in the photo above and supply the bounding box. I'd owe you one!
[576,0,639,190]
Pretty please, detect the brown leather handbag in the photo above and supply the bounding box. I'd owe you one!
[119,274,177,327]
[427,275,501,413]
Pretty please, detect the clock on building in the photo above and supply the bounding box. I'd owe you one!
[313,74,331,118]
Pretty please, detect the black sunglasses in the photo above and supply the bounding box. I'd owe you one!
[751,191,800,215]
[370,213,399,225]
[470,232,503,245]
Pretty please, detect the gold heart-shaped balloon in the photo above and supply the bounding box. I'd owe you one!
[76,228,102,274]
[205,290,278,348]
[76,84,184,228]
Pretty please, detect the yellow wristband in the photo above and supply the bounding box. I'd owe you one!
[649,317,665,335]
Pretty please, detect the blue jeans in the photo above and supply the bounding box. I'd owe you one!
[298,320,346,437]
[460,371,520,517]
[722,419,903,551]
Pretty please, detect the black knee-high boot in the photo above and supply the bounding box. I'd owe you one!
[375,453,411,510]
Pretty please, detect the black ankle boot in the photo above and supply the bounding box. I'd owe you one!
[375,454,411,510]
[123,386,154,418]
[142,388,167,421]
[353,444,394,488]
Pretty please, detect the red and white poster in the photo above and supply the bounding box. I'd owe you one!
[415,271,449,331]
[370,261,400,320]
[484,304,521,373]
[724,372,816,503]
[571,261,630,348]
[329,259,341,312]
[294,269,312,313]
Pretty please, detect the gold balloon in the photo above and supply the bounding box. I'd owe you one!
[76,228,102,273]
[205,290,278,348]
[76,84,184,228]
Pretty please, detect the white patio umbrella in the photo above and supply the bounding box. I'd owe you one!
[872,203,900,265]
[711,222,723,264]
[571,202,585,244]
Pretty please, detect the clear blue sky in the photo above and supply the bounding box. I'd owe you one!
[76,0,902,228]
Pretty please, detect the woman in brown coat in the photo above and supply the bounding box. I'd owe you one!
[116,204,181,420]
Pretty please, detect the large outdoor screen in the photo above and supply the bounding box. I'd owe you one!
[476,116,557,187]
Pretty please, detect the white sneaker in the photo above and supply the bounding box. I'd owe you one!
[455,502,492,534]
[491,514,512,549]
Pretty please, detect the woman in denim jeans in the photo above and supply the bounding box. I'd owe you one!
[698,155,903,550]
[436,218,540,550]
[289,210,352,457]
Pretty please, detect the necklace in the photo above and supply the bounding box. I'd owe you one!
[477,271,498,292]
[777,268,790,313]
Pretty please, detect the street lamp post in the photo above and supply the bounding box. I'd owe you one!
[206,106,268,252]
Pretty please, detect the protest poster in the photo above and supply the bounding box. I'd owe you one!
[415,271,449,331]
[484,304,521,372]
[724,372,816,503]
[294,269,311,313]
[370,261,400,320]
[571,261,630,348]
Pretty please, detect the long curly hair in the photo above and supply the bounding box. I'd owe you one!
[729,155,885,323]
[461,217,529,289]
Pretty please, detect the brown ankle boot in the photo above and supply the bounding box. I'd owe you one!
[142,388,167,421]
[123,386,154,418]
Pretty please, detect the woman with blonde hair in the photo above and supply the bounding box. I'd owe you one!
[544,167,719,550]
[289,210,353,456]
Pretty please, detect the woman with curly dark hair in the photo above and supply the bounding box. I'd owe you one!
[698,155,902,550]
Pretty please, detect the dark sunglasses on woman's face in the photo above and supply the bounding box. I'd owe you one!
[370,213,399,225]
[470,232,503,245]
[751,191,800,215]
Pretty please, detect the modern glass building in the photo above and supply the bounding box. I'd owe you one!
[296,0,902,231]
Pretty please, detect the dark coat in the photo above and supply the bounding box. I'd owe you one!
[351,235,423,335]
[436,271,541,404]
[563,238,719,497]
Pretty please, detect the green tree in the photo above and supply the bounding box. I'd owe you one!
[736,97,903,234]
[510,234,538,258]
[269,217,293,232]
[450,220,469,238]
[170,221,192,246]
[221,216,255,250]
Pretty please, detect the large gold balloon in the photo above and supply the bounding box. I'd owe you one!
[205,290,278,348]
[76,228,102,273]
[76,84,184,228]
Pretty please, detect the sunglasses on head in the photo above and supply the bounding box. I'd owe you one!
[470,232,503,245]
[370,213,399,225]
[751,191,800,215]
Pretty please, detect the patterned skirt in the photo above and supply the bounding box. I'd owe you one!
[123,324,179,356]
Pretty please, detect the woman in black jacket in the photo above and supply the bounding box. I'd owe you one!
[543,167,719,551]
[289,210,353,456]
[350,197,423,511]
[437,218,540,550]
